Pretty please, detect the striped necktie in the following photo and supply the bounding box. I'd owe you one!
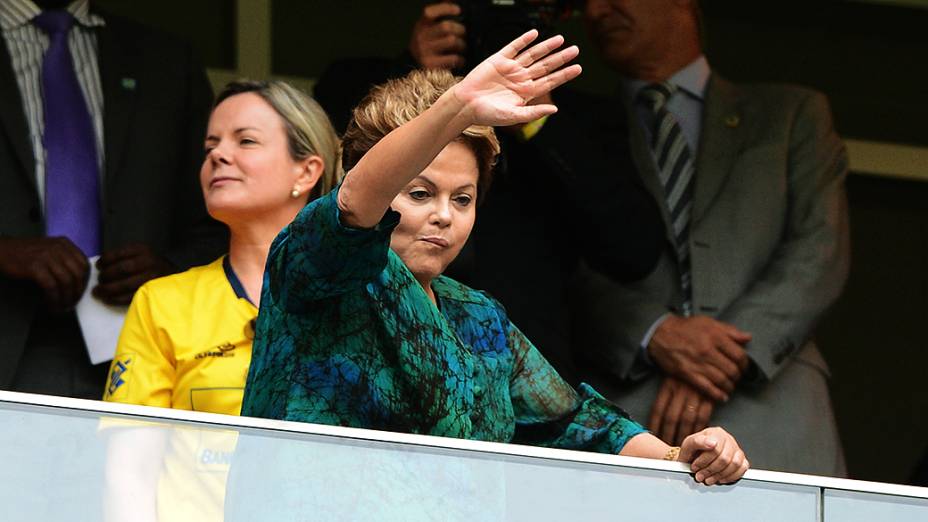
[638,82,694,316]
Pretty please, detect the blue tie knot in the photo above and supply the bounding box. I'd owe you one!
[638,82,677,113]
[33,9,75,36]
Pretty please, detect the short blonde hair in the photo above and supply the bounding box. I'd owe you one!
[341,69,500,200]
[215,80,343,200]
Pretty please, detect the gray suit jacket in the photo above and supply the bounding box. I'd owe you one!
[0,13,227,389]
[571,76,850,475]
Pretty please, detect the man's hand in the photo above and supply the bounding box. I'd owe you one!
[678,427,750,485]
[0,236,90,311]
[409,2,467,70]
[649,377,713,446]
[648,315,751,402]
[93,243,174,305]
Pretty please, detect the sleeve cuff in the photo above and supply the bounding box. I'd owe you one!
[639,312,673,362]
[329,182,401,235]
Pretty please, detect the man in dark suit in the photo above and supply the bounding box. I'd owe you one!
[571,0,849,475]
[0,0,226,398]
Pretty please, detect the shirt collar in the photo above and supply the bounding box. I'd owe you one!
[222,255,256,306]
[0,0,105,31]
[622,54,711,105]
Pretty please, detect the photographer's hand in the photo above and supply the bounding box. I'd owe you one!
[410,2,467,70]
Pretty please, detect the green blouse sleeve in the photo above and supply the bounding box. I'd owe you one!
[507,322,647,454]
[263,185,400,312]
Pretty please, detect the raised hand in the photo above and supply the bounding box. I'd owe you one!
[338,31,579,230]
[451,30,581,128]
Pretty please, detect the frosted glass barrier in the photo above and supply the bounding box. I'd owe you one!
[0,393,828,521]
[8,391,925,521]
[824,489,928,521]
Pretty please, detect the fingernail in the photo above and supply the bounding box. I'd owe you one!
[706,438,718,447]
[695,472,704,482]
[706,477,716,485]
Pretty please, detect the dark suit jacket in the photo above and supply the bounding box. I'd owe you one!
[467,87,663,384]
[571,76,850,474]
[0,13,227,388]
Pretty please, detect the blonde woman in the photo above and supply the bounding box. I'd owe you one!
[103,80,341,415]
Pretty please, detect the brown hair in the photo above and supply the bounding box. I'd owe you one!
[341,69,500,201]
[215,80,343,200]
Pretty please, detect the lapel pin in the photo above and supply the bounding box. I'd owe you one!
[121,78,137,90]
[725,114,740,128]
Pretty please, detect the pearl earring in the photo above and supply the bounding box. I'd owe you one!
[291,187,300,198]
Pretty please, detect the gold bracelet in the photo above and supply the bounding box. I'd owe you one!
[663,446,681,461]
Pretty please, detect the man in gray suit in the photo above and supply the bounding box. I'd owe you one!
[571,0,849,476]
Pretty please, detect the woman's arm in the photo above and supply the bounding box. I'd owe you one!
[506,319,749,485]
[507,321,647,455]
[338,30,581,228]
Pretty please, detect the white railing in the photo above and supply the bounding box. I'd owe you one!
[1,390,926,521]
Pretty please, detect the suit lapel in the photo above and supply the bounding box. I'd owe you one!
[625,101,678,247]
[96,22,138,206]
[0,41,37,193]
[692,75,746,225]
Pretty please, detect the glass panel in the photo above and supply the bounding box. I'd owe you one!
[0,398,820,521]
[226,428,820,521]
[825,489,928,521]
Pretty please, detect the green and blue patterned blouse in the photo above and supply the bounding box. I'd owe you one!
[241,188,645,454]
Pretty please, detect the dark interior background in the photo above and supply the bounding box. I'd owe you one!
[92,0,928,485]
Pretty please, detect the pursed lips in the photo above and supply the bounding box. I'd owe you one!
[209,176,241,188]
[419,236,450,248]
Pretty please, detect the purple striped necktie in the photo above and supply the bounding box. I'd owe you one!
[34,9,101,258]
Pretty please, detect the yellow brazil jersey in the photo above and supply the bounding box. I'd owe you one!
[103,256,257,415]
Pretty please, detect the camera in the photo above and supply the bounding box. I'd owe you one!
[443,0,581,71]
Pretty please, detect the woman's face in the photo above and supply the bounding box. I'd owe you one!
[200,92,319,226]
[389,141,479,285]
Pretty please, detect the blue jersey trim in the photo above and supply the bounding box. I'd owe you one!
[223,255,255,306]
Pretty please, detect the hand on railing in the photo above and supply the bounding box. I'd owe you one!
[678,426,750,485]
